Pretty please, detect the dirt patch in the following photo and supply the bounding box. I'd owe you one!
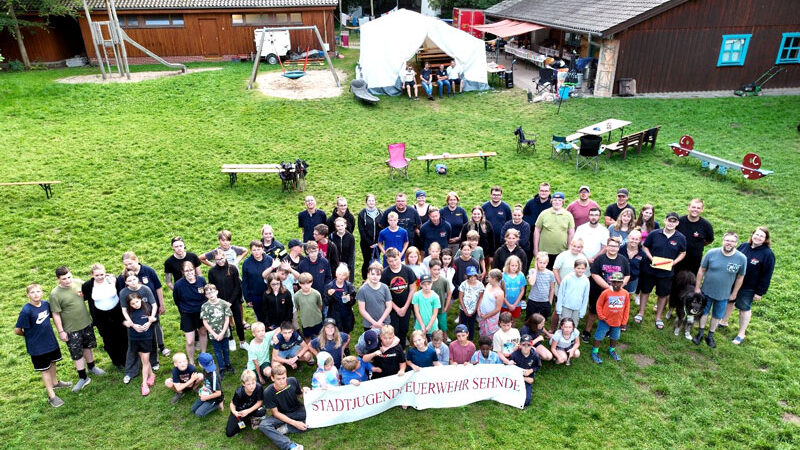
[255,69,347,100]
[782,413,800,426]
[779,400,789,407]
[617,343,630,351]
[758,364,769,373]
[56,67,222,84]
[688,351,718,371]
[632,354,655,368]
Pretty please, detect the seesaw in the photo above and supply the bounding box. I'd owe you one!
[669,135,773,180]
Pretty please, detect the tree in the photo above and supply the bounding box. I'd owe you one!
[428,0,504,18]
[0,0,76,69]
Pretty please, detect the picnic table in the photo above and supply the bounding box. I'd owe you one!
[417,151,497,174]
[577,119,632,142]
[0,180,61,198]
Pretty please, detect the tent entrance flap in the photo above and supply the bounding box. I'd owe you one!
[473,20,544,38]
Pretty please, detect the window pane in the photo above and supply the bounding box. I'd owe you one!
[724,41,732,51]
[127,16,138,26]
[245,14,262,24]
[789,48,799,59]
[276,13,288,23]
[731,51,740,60]
[721,53,730,63]
[145,15,170,26]
[232,14,243,24]
[172,15,184,26]
[290,13,302,22]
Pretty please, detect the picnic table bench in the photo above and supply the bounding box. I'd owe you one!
[416,151,497,174]
[0,180,61,199]
[221,164,303,191]
[603,126,661,160]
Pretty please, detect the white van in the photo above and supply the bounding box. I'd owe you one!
[254,29,291,65]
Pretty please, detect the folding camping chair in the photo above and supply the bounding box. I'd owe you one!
[514,127,536,154]
[551,135,575,162]
[576,134,604,172]
[534,68,557,95]
[386,143,410,180]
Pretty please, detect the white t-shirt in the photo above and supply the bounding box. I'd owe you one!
[492,327,520,354]
[551,329,579,350]
[446,65,460,80]
[573,223,609,260]
[92,275,120,311]
[404,68,416,83]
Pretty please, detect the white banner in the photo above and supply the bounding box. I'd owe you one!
[304,364,525,428]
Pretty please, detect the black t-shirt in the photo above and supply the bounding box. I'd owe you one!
[263,377,304,415]
[590,253,630,296]
[164,252,201,284]
[676,216,714,271]
[453,257,480,288]
[373,344,406,378]
[380,265,417,307]
[233,383,264,411]
[604,203,636,222]
[380,206,421,239]
[421,68,433,82]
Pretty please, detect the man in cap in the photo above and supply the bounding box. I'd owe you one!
[567,185,600,228]
[604,188,636,227]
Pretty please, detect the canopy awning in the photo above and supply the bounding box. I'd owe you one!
[473,20,544,38]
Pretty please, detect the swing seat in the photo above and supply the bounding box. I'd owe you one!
[283,71,306,79]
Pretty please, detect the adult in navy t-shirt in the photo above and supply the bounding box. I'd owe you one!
[419,210,451,253]
[16,301,59,356]
[298,196,327,243]
[482,192,512,248]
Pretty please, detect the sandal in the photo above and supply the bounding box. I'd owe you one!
[634,314,643,324]
[732,336,745,345]
[655,320,664,330]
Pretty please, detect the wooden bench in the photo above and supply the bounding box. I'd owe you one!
[416,151,498,174]
[604,126,661,160]
[0,180,61,198]
[221,164,303,191]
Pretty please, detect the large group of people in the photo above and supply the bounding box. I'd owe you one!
[15,185,775,449]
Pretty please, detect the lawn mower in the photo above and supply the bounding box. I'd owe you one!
[734,65,785,96]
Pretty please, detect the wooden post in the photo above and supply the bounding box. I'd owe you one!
[312,25,340,87]
[247,29,267,90]
[82,0,106,79]
[7,4,31,69]
[108,0,131,79]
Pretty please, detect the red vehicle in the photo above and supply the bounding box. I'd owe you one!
[453,8,484,39]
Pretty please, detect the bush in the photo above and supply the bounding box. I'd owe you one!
[8,60,25,71]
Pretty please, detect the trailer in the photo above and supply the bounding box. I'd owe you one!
[254,29,291,65]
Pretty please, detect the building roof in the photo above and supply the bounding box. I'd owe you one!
[485,0,688,37]
[84,0,337,10]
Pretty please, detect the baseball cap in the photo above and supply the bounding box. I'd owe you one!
[552,192,565,199]
[420,274,432,284]
[665,212,680,221]
[520,334,533,344]
[465,266,478,277]
[363,329,380,353]
[610,271,625,282]
[578,185,590,193]
[455,324,468,334]
[197,352,216,372]
[416,190,426,198]
[617,188,629,196]
[288,239,303,249]
[323,317,337,327]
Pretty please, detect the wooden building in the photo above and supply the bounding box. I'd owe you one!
[485,0,800,95]
[0,16,84,64]
[80,0,338,62]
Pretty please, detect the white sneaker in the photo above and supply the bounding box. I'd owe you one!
[684,330,693,340]
[123,375,131,384]
[89,366,106,375]
[152,364,160,371]
[161,348,171,357]
[240,342,250,351]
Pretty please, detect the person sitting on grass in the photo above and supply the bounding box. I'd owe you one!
[258,364,309,450]
[362,325,406,379]
[226,369,265,437]
[406,330,440,371]
[192,352,224,417]
[510,334,541,407]
[412,274,440,340]
[124,292,156,396]
[492,311,520,359]
[340,355,373,386]
[448,324,476,365]
[519,313,553,362]
[591,272,630,364]
[247,322,279,385]
[14,283,73,408]
[470,335,511,364]
[201,284,234,375]
[311,351,340,390]
[164,352,203,404]
[428,329,449,365]
[271,321,313,370]
[550,318,581,366]
[309,318,350,368]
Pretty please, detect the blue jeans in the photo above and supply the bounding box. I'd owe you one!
[594,319,621,342]
[438,80,451,97]
[702,294,727,319]
[210,338,231,369]
[625,278,638,294]
[421,81,433,97]
[259,410,306,450]
[191,398,222,417]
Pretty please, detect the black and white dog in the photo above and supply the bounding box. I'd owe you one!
[669,271,707,339]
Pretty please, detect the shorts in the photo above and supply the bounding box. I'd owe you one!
[278,345,301,360]
[638,273,672,297]
[594,320,621,341]
[625,278,638,294]
[527,301,551,320]
[180,311,203,333]
[66,325,97,360]
[703,295,727,319]
[31,348,62,371]
[302,322,322,339]
[404,81,415,89]
[501,306,522,318]
[259,361,272,373]
[734,289,755,312]
[129,339,153,354]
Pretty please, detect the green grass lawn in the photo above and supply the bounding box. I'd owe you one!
[1,49,799,448]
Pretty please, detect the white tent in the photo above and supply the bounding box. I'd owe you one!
[359,9,489,95]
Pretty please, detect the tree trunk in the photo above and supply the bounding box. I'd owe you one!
[7,3,31,69]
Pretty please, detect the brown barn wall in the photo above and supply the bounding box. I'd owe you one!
[0,16,84,63]
[615,0,800,93]
[78,7,335,61]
